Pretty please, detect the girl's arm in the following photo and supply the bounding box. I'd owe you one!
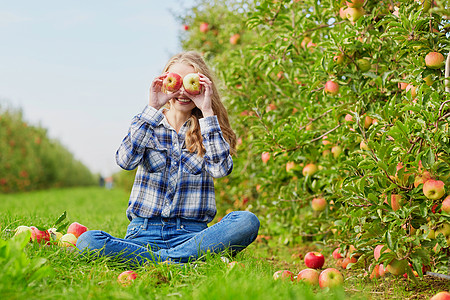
[200,116,233,178]
[116,106,164,170]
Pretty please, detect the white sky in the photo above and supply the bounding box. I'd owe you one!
[0,1,194,176]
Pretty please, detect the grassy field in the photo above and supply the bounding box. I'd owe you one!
[0,187,447,299]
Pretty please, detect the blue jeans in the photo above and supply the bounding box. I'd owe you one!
[76,211,260,265]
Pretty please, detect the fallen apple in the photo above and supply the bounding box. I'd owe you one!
[118,270,138,286]
[67,222,88,238]
[318,268,344,288]
[297,268,320,285]
[430,291,450,300]
[273,270,294,281]
[13,225,32,239]
[30,226,51,244]
[304,252,325,269]
[59,233,78,247]
[332,247,343,259]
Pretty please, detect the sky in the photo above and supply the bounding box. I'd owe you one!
[0,0,195,177]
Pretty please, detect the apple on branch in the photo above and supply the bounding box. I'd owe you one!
[385,258,408,276]
[311,197,327,212]
[324,80,339,95]
[442,195,450,214]
[199,22,209,33]
[183,73,201,95]
[261,152,270,164]
[425,51,445,69]
[163,72,183,92]
[302,163,318,176]
[423,179,445,200]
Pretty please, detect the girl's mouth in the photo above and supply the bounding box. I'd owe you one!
[176,98,192,103]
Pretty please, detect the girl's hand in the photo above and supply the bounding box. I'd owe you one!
[149,73,182,110]
[186,73,214,117]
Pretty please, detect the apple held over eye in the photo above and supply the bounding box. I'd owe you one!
[59,233,77,247]
[318,268,344,288]
[311,197,327,212]
[183,73,201,95]
[423,179,445,200]
[425,51,445,69]
[297,268,320,285]
[118,270,138,286]
[67,222,88,238]
[273,270,294,281]
[430,291,450,300]
[304,252,325,269]
[163,72,183,92]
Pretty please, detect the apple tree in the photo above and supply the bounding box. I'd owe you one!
[177,0,450,277]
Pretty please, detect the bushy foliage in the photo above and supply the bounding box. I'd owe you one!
[177,0,450,277]
[0,107,96,193]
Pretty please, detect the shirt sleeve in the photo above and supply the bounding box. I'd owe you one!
[116,105,164,170]
[199,115,233,178]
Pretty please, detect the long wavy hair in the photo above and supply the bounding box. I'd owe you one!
[162,51,236,156]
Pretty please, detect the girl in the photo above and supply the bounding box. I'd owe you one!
[76,51,260,265]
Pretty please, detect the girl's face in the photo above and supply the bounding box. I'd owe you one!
[167,63,197,113]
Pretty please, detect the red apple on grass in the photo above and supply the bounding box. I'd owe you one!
[304,252,325,269]
[324,80,339,95]
[273,270,294,281]
[311,197,327,212]
[47,227,63,242]
[118,270,138,286]
[430,291,450,300]
[30,226,50,243]
[425,52,445,69]
[318,268,344,288]
[67,222,88,238]
[163,72,183,92]
[423,179,445,200]
[297,268,320,285]
[183,73,201,95]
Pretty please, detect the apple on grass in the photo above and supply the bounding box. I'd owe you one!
[423,179,445,200]
[59,233,77,247]
[47,227,63,242]
[430,291,450,300]
[30,226,51,244]
[273,270,294,281]
[163,72,183,92]
[118,270,138,286]
[319,268,344,288]
[297,268,319,285]
[67,222,88,238]
[304,252,325,269]
[13,225,32,239]
[183,73,201,95]
[311,198,327,212]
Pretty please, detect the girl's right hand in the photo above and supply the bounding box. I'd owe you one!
[149,73,182,110]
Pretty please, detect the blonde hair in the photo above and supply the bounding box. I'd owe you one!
[162,51,237,156]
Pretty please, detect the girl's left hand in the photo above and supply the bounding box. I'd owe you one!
[186,73,214,117]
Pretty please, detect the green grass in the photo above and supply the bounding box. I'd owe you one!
[0,187,447,299]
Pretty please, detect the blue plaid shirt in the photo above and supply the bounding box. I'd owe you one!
[116,105,233,223]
